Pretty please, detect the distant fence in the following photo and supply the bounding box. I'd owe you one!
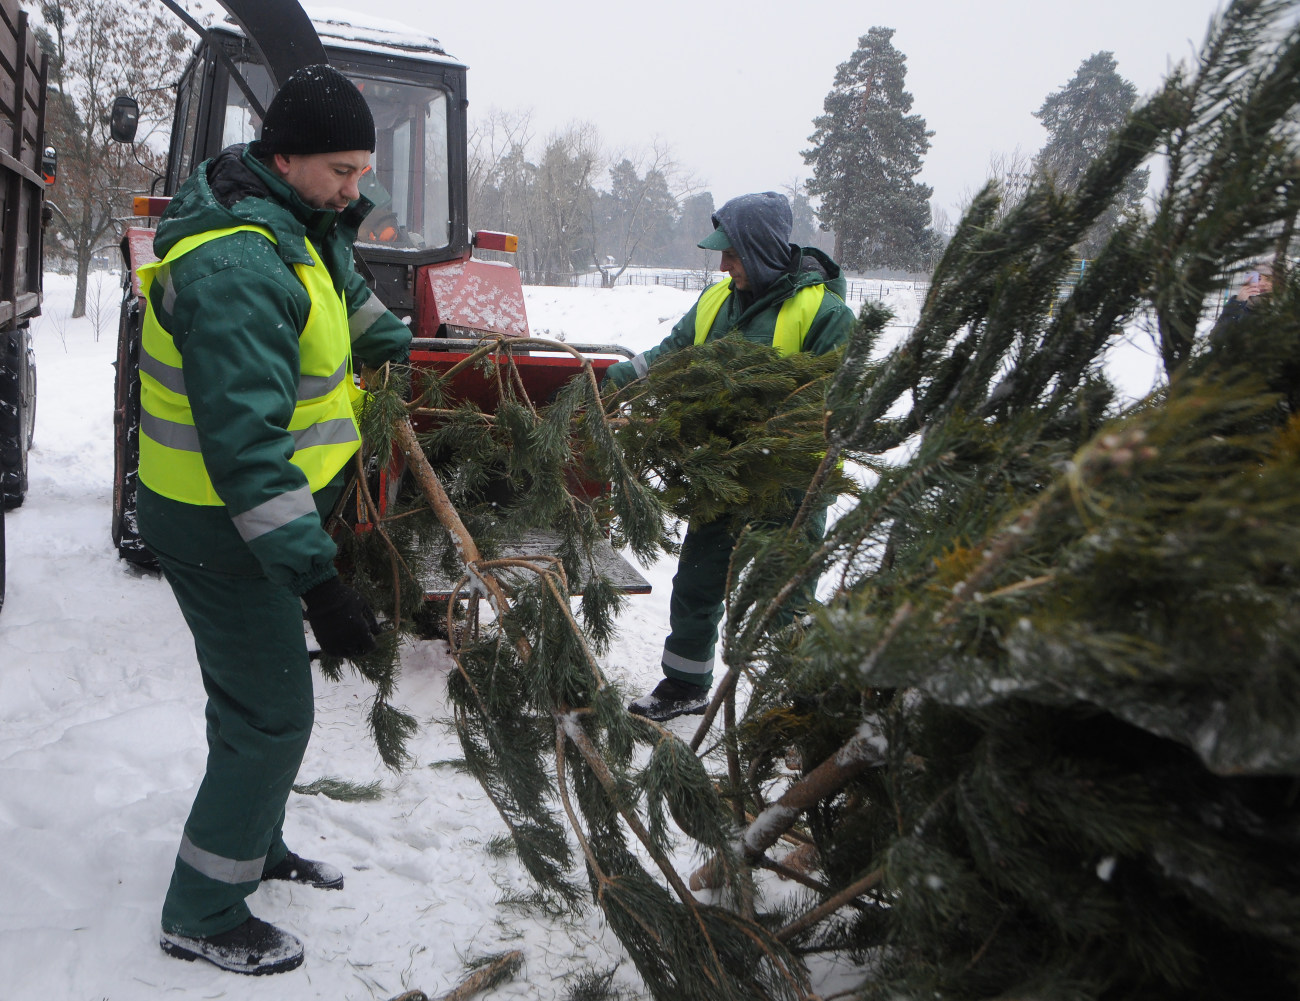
[561,270,710,293]
[526,258,1252,324]
[533,268,931,305]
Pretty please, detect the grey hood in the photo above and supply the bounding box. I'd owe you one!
[712,191,797,296]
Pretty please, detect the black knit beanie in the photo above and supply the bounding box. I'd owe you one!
[259,64,375,155]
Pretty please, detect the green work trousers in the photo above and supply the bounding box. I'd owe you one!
[662,505,827,691]
[157,552,313,938]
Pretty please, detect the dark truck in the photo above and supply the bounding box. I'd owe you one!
[0,0,50,612]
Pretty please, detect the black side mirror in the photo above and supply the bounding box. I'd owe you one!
[40,146,56,185]
[109,95,139,143]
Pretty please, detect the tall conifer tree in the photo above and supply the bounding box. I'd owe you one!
[803,27,933,271]
[1034,51,1150,258]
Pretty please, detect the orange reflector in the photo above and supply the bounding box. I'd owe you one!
[133,196,172,217]
[473,230,518,253]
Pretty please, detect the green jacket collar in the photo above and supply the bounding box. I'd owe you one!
[240,145,372,263]
[735,246,845,319]
[239,145,334,258]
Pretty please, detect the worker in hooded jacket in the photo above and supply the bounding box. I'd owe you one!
[137,65,410,975]
[602,191,857,722]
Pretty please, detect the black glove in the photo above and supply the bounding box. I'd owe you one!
[302,576,380,658]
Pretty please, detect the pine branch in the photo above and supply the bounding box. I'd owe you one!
[435,951,525,1001]
[391,414,520,641]
[775,867,884,943]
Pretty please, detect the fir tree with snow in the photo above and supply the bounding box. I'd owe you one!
[1033,50,1151,260]
[803,26,934,272]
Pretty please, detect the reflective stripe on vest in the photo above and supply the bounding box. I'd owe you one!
[137,224,362,509]
[692,278,828,356]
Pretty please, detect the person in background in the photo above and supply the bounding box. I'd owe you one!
[602,191,857,722]
[1207,260,1300,409]
[1216,261,1274,330]
[137,64,410,975]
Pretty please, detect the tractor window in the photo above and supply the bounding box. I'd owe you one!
[173,67,205,188]
[220,62,450,251]
[354,79,450,251]
[221,61,275,148]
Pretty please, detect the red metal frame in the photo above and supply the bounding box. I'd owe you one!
[414,257,530,338]
[122,226,159,298]
[369,344,625,520]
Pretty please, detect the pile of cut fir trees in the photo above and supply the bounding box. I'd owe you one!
[328,3,1300,997]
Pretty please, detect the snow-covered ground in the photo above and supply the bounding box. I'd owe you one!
[0,272,1163,1000]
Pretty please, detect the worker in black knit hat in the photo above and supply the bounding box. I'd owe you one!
[258,63,377,209]
[138,63,409,976]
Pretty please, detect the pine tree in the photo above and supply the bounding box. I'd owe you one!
[803,27,934,271]
[785,182,836,258]
[334,3,1300,997]
[1034,51,1151,259]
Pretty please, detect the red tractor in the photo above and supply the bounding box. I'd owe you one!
[109,0,646,594]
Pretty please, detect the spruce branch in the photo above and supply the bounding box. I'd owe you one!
[553,713,607,885]
[435,950,525,1001]
[348,447,414,631]
[560,713,701,908]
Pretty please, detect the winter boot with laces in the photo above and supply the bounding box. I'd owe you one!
[261,851,344,890]
[160,916,304,975]
[628,677,710,721]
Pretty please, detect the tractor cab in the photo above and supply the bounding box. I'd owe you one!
[110,3,644,598]
[159,12,470,314]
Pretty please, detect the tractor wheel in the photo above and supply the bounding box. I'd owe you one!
[110,295,156,567]
[22,332,35,451]
[0,502,6,614]
[0,324,35,509]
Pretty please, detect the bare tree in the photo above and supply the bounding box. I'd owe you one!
[593,140,696,287]
[466,106,533,229]
[471,119,703,284]
[957,145,1037,225]
[36,0,189,317]
[469,119,602,283]
[532,123,600,284]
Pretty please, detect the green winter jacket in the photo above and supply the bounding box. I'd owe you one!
[603,246,855,389]
[137,143,411,594]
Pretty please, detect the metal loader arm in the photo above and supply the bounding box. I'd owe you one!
[157,0,327,107]
[211,0,327,85]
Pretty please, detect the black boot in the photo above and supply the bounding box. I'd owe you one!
[628,677,710,721]
[160,916,304,975]
[262,851,344,890]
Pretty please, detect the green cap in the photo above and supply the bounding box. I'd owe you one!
[697,226,732,251]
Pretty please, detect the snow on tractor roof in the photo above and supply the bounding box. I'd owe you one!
[214,3,463,67]
[304,5,456,59]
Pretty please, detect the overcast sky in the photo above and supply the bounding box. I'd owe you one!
[323,0,1225,222]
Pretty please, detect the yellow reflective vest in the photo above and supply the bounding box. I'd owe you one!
[693,278,828,355]
[137,224,362,507]
[693,276,843,472]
